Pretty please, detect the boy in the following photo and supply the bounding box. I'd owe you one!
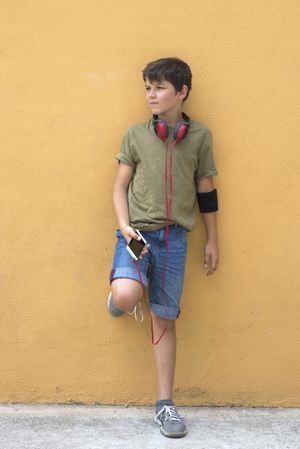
[107,57,219,438]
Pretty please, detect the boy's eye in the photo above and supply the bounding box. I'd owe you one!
[145,85,165,90]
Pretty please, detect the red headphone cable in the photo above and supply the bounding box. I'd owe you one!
[133,138,178,345]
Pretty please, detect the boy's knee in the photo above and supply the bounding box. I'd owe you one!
[151,310,176,329]
[111,281,142,312]
[112,291,132,312]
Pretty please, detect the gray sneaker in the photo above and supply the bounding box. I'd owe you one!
[154,404,187,438]
[107,291,124,317]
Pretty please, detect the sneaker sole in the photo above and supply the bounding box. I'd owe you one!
[154,417,187,438]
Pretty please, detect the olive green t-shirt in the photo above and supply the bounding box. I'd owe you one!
[115,117,218,232]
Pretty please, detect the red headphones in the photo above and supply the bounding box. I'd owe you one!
[152,112,190,142]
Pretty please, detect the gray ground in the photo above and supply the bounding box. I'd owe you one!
[0,404,299,449]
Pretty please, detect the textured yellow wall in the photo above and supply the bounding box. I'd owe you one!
[1,0,299,406]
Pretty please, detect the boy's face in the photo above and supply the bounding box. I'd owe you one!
[145,77,187,116]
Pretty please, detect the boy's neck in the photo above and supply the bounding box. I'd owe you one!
[157,110,184,127]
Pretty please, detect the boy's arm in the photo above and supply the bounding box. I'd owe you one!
[112,162,150,257]
[197,177,219,275]
[113,162,133,233]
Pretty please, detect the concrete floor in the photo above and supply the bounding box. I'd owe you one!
[0,404,299,449]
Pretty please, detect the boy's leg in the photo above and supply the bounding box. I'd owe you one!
[151,311,176,400]
[152,312,187,438]
[148,225,188,438]
[148,226,187,397]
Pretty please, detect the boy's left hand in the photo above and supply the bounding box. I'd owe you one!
[204,240,219,275]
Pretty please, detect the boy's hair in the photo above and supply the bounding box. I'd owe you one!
[142,57,192,102]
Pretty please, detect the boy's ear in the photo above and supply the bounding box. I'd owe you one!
[179,84,189,100]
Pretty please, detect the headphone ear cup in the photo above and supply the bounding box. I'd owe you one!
[174,123,189,142]
[154,120,169,141]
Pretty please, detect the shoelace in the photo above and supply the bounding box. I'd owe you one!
[127,301,144,323]
[155,405,181,423]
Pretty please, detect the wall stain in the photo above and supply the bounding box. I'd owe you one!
[174,387,207,399]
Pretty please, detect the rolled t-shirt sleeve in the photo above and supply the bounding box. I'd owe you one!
[196,128,219,180]
[115,128,136,169]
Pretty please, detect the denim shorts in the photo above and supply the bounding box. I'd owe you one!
[109,224,188,320]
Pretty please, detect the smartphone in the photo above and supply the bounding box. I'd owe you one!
[126,229,147,261]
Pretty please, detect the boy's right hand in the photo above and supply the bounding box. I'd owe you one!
[120,225,150,260]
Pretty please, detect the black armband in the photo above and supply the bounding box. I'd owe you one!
[197,188,218,213]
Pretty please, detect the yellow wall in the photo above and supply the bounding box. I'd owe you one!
[1,0,299,406]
